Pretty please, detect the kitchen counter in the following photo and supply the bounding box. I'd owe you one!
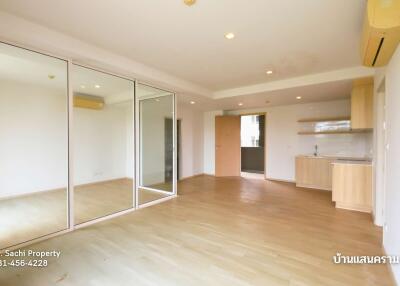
[295,155,372,191]
[296,154,373,212]
[297,155,372,161]
[332,159,372,165]
[332,162,372,213]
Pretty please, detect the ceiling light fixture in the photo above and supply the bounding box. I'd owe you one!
[266,70,273,75]
[296,96,302,100]
[183,0,196,6]
[80,85,86,89]
[238,102,243,106]
[95,85,101,89]
[225,33,235,40]
[190,101,196,104]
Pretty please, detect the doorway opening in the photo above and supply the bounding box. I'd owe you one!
[165,118,181,181]
[240,114,265,179]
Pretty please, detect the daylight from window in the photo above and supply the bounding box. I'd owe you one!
[241,115,260,147]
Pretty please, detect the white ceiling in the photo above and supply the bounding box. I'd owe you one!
[0,43,170,104]
[0,42,67,90]
[215,80,352,110]
[0,0,366,90]
[0,1,372,110]
[72,65,133,100]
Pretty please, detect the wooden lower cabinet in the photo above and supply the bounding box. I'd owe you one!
[295,157,333,190]
[332,163,372,213]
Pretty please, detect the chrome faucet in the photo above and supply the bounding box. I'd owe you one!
[314,145,318,157]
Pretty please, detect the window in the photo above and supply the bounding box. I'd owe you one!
[241,115,262,147]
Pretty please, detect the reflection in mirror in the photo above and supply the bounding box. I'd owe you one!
[72,65,134,224]
[0,43,68,249]
[137,83,175,205]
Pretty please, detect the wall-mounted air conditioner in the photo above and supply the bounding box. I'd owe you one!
[361,0,400,67]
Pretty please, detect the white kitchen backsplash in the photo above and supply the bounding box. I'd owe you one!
[298,133,373,158]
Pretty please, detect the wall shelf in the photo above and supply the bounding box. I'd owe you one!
[297,116,351,123]
[298,129,372,135]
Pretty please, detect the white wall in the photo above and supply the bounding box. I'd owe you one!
[73,103,133,185]
[0,79,134,198]
[383,45,400,284]
[177,102,204,179]
[372,68,386,227]
[0,81,68,198]
[203,110,224,175]
[223,99,372,182]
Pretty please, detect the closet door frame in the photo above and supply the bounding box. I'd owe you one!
[0,39,178,253]
[134,82,178,209]
[0,41,71,251]
[70,63,136,229]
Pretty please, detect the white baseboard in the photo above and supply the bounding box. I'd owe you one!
[179,173,206,181]
[266,177,296,183]
[0,177,131,201]
[203,172,215,176]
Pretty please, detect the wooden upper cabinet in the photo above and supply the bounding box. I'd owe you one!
[351,78,373,130]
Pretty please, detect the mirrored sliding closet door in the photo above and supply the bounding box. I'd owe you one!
[0,42,69,249]
[136,83,176,206]
[72,65,135,224]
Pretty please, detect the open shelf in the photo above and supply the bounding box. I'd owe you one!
[297,116,351,123]
[298,129,372,135]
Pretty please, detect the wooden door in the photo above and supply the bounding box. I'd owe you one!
[215,116,241,177]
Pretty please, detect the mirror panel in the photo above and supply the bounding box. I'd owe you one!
[137,83,175,206]
[72,65,134,224]
[0,42,68,249]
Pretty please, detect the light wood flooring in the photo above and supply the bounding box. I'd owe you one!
[0,179,170,250]
[0,175,394,286]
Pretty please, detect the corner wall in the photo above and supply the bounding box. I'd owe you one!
[177,102,205,179]
[383,44,400,284]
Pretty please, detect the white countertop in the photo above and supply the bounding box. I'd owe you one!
[331,159,372,166]
[297,155,372,161]
[297,155,372,165]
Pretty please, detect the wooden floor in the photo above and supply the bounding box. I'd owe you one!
[0,179,170,250]
[0,175,394,286]
[241,171,265,179]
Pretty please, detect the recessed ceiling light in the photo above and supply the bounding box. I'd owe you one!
[95,84,101,89]
[266,70,273,75]
[190,101,196,105]
[48,74,55,80]
[183,0,196,6]
[80,85,86,89]
[296,96,302,99]
[225,33,235,40]
[238,102,243,106]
